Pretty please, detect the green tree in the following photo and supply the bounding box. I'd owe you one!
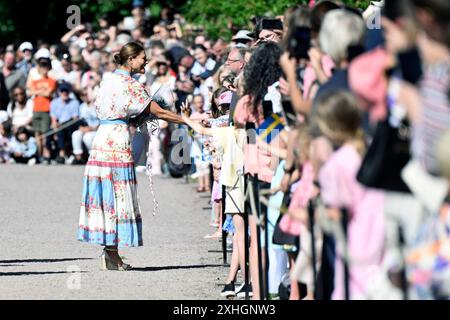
[183,0,371,40]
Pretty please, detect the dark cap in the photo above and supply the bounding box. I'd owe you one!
[58,81,72,92]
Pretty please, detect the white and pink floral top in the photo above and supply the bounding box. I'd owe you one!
[94,70,152,121]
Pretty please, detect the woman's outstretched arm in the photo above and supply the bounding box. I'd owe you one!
[182,115,213,136]
[148,100,185,124]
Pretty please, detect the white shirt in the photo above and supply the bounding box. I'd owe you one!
[191,58,216,76]
[7,100,34,128]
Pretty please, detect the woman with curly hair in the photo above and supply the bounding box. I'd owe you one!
[233,41,284,299]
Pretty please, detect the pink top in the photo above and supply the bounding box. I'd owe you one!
[318,144,385,300]
[289,161,315,211]
[234,95,277,184]
[349,47,391,123]
[303,55,335,100]
[279,161,315,236]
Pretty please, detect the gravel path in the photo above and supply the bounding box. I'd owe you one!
[0,165,230,300]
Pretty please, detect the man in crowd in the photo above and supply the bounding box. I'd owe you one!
[1,51,27,92]
[16,42,34,76]
[224,47,247,123]
[49,81,80,164]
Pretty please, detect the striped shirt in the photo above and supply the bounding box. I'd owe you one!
[413,59,450,176]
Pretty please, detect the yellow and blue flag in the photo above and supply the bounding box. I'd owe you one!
[257,113,285,144]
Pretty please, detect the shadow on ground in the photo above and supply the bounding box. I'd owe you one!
[0,258,93,264]
[132,264,227,272]
[0,271,88,276]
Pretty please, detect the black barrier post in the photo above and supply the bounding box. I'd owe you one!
[308,200,317,296]
[342,208,350,300]
[244,174,250,300]
[398,225,409,300]
[221,185,227,265]
[253,175,265,300]
[248,124,265,300]
[262,185,269,300]
[209,163,214,194]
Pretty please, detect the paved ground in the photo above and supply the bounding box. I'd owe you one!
[0,164,231,300]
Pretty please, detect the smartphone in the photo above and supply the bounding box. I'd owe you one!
[261,18,283,31]
[288,26,311,60]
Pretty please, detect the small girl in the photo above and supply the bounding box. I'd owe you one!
[208,89,233,238]
[182,90,250,298]
[279,124,316,300]
[9,126,38,165]
[189,94,211,193]
[314,90,385,300]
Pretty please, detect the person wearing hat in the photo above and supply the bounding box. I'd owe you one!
[48,81,80,164]
[16,42,34,76]
[231,30,254,48]
[28,50,57,163]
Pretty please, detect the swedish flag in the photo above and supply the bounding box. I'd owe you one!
[257,113,285,144]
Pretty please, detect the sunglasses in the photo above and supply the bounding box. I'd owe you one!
[226,58,241,64]
[14,92,25,97]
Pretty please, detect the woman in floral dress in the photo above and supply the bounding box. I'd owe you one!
[77,42,185,270]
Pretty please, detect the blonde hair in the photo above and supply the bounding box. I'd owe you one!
[213,64,229,89]
[319,9,365,64]
[295,123,312,165]
[313,90,365,155]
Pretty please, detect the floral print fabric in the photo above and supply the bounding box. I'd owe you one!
[77,72,152,248]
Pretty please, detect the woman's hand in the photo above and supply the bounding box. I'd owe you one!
[181,114,191,125]
[381,17,416,55]
[308,47,330,84]
[180,99,191,117]
[280,172,291,193]
[279,77,290,96]
[308,47,322,73]
[397,80,421,124]
[279,52,297,80]
[183,114,213,136]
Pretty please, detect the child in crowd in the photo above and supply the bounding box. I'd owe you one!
[314,90,385,300]
[9,126,38,165]
[189,94,210,193]
[277,124,315,300]
[182,89,250,298]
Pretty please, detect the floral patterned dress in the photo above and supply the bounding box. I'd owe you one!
[77,69,152,248]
